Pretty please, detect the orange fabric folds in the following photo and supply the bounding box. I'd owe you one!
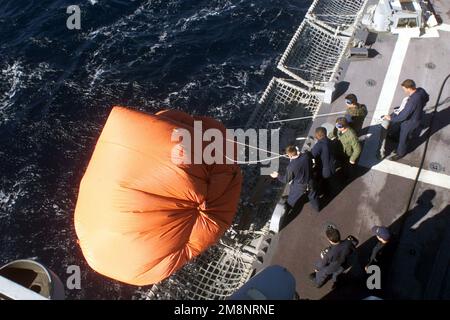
[74,106,242,285]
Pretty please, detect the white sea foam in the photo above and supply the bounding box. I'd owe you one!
[1,61,23,100]
[235,70,248,86]
[0,61,25,119]
[149,43,162,54]
[164,80,200,105]
[0,186,25,220]
[254,58,272,76]
[176,1,240,31]
[87,1,148,39]
[89,67,106,87]
[0,190,16,210]
[159,31,168,42]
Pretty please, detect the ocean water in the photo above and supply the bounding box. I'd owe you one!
[0,0,311,299]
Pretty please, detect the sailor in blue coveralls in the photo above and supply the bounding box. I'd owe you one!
[309,226,357,288]
[270,145,320,213]
[311,127,336,179]
[383,79,429,160]
[311,127,336,196]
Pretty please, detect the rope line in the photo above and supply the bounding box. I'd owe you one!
[268,111,346,124]
[223,138,287,165]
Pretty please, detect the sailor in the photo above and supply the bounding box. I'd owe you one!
[365,226,394,271]
[270,145,320,213]
[311,127,336,196]
[309,225,357,288]
[335,117,361,165]
[344,93,368,134]
[382,79,429,160]
[378,94,410,159]
[364,226,396,297]
[334,117,361,181]
[311,127,336,179]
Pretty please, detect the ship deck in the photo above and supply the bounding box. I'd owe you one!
[262,0,450,299]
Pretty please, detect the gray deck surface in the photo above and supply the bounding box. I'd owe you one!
[263,0,450,300]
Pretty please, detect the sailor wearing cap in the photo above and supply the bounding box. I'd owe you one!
[365,226,392,271]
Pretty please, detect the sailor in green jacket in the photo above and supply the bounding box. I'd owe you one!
[344,93,368,134]
[335,117,361,165]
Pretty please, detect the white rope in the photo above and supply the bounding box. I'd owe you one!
[288,66,337,74]
[224,154,286,165]
[223,138,287,165]
[170,116,287,165]
[268,111,346,124]
[226,138,283,156]
[313,14,358,17]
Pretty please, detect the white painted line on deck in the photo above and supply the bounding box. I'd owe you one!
[418,23,450,38]
[360,33,411,168]
[438,23,450,32]
[371,160,450,190]
[393,24,450,39]
[370,33,411,124]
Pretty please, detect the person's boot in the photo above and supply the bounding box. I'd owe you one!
[310,201,321,213]
[377,150,386,160]
[390,153,404,161]
[284,203,292,216]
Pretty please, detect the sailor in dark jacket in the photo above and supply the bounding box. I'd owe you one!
[365,226,394,271]
[311,127,336,179]
[270,145,319,212]
[309,226,357,288]
[383,79,429,160]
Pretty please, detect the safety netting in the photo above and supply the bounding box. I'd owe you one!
[238,77,321,227]
[246,77,322,130]
[141,241,254,300]
[307,0,368,32]
[278,19,350,89]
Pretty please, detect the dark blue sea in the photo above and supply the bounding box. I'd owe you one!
[0,0,310,299]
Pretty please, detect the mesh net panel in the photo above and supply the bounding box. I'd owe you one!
[308,0,367,29]
[247,78,321,130]
[241,78,321,194]
[278,20,349,86]
[143,243,253,300]
[236,78,322,228]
